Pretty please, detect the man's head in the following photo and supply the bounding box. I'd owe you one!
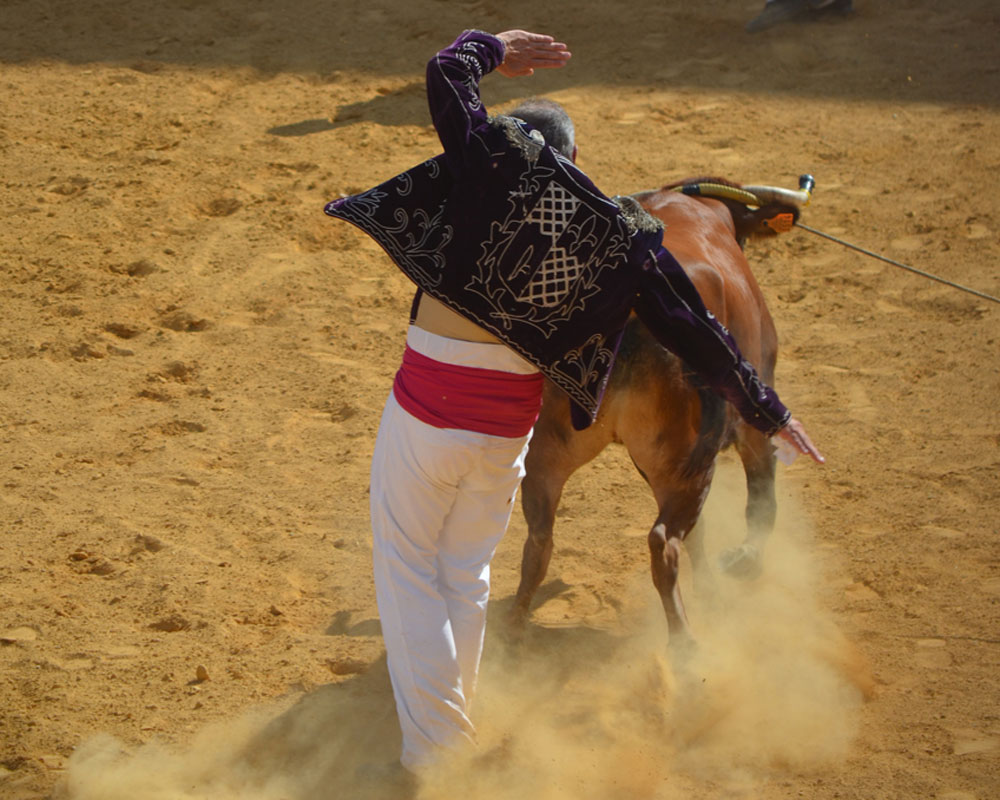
[508,98,577,162]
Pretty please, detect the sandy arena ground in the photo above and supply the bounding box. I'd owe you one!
[1,1,998,798]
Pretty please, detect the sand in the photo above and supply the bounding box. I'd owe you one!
[1,1,998,798]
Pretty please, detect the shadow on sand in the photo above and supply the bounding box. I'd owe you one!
[4,0,998,108]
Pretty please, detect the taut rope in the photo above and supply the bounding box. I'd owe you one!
[796,222,1000,306]
[674,175,999,305]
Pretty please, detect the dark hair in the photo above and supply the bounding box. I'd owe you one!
[508,98,575,159]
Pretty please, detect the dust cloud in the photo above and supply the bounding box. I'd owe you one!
[58,465,867,800]
[427,464,869,799]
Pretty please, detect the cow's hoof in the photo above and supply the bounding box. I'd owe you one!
[668,632,699,669]
[500,607,529,645]
[717,543,763,580]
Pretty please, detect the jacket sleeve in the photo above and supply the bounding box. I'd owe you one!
[425,30,506,176]
[633,247,791,437]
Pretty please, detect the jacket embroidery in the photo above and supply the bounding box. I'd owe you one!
[614,194,664,235]
[489,115,545,164]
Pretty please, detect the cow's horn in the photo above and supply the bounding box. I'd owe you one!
[743,174,815,209]
[679,183,761,205]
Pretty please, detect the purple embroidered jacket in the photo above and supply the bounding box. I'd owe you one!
[324,30,790,436]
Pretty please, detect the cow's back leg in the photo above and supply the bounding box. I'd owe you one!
[644,474,713,649]
[718,425,777,579]
[508,391,614,628]
[618,382,713,648]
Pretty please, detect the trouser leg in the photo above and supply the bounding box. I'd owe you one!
[436,431,531,707]
[370,393,474,771]
[370,392,535,772]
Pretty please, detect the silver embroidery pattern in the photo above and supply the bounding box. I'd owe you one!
[515,184,584,307]
[489,115,544,164]
[328,162,452,289]
[614,195,664,235]
[552,333,617,406]
[468,161,632,341]
[456,41,486,114]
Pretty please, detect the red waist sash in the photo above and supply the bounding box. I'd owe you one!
[393,345,543,437]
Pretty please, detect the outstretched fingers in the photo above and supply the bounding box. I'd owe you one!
[776,417,826,464]
[495,30,572,77]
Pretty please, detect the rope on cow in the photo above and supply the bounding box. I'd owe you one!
[797,222,1000,305]
[676,175,995,303]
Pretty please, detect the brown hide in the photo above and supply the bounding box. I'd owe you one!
[511,188,780,647]
[635,189,780,377]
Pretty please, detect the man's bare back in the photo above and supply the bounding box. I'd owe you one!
[413,294,501,343]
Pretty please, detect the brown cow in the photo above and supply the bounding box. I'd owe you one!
[508,178,803,650]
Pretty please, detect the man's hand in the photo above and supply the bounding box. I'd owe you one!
[776,417,825,464]
[495,30,571,77]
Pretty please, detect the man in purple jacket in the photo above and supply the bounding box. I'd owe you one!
[326,29,823,779]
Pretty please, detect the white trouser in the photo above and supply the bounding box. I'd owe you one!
[370,328,536,772]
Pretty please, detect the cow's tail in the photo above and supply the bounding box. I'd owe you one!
[684,374,729,479]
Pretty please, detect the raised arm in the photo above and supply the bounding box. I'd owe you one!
[425,30,571,175]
